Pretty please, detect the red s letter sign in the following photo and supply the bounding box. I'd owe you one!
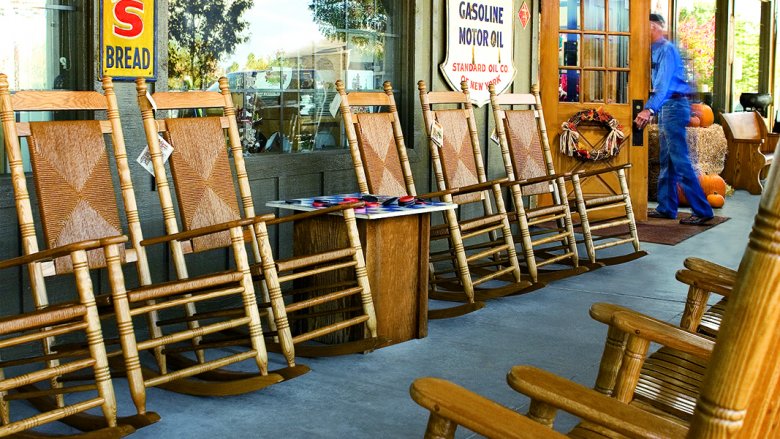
[113,0,145,38]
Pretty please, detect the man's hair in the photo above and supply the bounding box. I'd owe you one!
[650,13,666,27]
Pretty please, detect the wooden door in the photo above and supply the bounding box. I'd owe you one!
[541,0,650,221]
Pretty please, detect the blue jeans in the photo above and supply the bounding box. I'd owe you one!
[656,97,713,218]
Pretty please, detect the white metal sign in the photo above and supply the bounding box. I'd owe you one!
[440,0,516,107]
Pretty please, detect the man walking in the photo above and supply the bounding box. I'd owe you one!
[634,13,713,225]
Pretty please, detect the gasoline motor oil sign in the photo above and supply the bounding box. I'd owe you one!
[440,0,515,106]
[101,0,156,80]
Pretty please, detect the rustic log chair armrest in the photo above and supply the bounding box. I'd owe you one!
[450,177,509,196]
[140,214,274,247]
[676,269,733,297]
[410,377,567,439]
[684,257,738,284]
[507,365,688,439]
[611,310,715,359]
[0,235,129,270]
[267,202,363,226]
[573,163,632,179]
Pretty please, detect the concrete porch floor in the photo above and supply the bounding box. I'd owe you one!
[73,191,764,437]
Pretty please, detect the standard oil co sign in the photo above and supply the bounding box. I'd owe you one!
[441,1,515,106]
[101,0,156,80]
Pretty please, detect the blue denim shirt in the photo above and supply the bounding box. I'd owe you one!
[646,38,691,113]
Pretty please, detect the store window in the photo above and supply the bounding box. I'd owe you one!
[558,0,630,104]
[676,0,716,105]
[168,0,404,154]
[0,1,90,171]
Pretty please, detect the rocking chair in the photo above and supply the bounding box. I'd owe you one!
[337,80,527,318]
[0,242,133,438]
[0,74,285,432]
[136,77,381,357]
[421,80,584,285]
[489,84,645,267]
[412,147,780,438]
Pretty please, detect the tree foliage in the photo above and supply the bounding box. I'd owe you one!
[168,0,252,89]
[308,0,389,38]
[677,3,716,91]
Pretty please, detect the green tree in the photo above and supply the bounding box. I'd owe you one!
[168,0,252,89]
[677,3,716,91]
[245,53,269,71]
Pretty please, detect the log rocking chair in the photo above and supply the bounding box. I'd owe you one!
[489,84,645,267]
[421,80,585,285]
[337,80,528,319]
[0,74,287,433]
[136,77,382,357]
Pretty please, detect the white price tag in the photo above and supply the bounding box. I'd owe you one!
[490,127,500,145]
[430,120,444,148]
[329,93,342,118]
[137,135,174,176]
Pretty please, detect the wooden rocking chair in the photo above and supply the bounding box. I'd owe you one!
[412,147,780,438]
[336,80,528,318]
[136,77,382,357]
[0,74,286,432]
[0,242,133,438]
[422,80,584,285]
[489,84,645,267]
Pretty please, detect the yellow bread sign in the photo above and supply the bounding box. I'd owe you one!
[101,0,156,80]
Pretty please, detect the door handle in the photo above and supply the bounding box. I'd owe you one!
[632,99,644,146]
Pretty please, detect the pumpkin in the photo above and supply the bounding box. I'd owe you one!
[688,115,701,127]
[677,183,689,206]
[691,103,715,127]
[707,191,725,208]
[699,174,727,196]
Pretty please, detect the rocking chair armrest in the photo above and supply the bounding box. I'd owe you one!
[409,377,567,439]
[416,188,458,200]
[572,163,632,179]
[684,257,738,283]
[451,178,508,195]
[733,138,764,145]
[0,235,129,270]
[507,366,688,439]
[675,269,733,297]
[140,215,274,247]
[611,310,715,360]
[267,202,363,225]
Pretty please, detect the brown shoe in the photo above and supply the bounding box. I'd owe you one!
[679,215,713,226]
[648,209,674,219]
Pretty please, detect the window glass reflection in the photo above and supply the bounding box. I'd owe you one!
[559,70,580,102]
[608,71,628,104]
[559,34,580,67]
[559,0,581,30]
[583,0,605,31]
[583,35,604,67]
[582,70,604,102]
[608,35,629,68]
[609,0,629,32]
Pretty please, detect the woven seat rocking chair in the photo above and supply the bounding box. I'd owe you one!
[0,73,289,433]
[136,77,382,357]
[336,80,528,318]
[0,242,133,438]
[489,84,646,268]
[421,80,585,286]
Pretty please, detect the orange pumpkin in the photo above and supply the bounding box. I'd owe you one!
[688,115,701,127]
[677,183,689,206]
[707,191,725,208]
[699,174,727,196]
[691,103,715,127]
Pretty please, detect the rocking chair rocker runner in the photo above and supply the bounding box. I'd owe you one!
[337,80,525,318]
[137,77,382,357]
[489,84,645,267]
[0,241,133,438]
[0,73,284,432]
[422,80,584,285]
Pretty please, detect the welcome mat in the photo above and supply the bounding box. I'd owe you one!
[591,210,730,246]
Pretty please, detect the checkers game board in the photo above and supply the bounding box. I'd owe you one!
[267,193,457,219]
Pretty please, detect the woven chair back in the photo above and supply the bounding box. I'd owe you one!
[503,110,552,195]
[27,120,125,272]
[165,116,241,252]
[354,112,408,196]
[432,109,482,204]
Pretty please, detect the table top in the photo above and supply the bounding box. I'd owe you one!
[267,193,457,220]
